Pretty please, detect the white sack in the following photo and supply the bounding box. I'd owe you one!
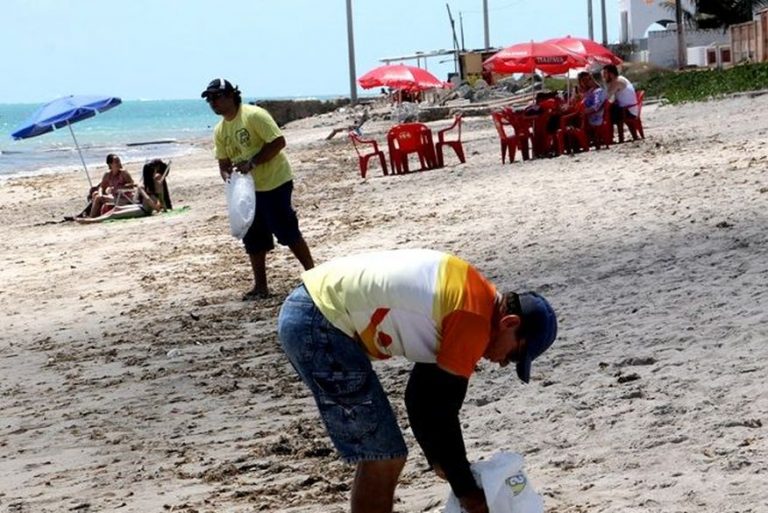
[443,452,544,513]
[225,172,256,239]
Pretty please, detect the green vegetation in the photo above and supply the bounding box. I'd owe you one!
[635,62,768,103]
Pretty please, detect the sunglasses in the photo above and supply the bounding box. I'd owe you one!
[206,93,224,102]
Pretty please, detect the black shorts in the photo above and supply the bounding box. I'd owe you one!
[610,103,636,122]
[242,180,303,254]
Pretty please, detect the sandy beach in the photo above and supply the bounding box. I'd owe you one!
[1,95,767,513]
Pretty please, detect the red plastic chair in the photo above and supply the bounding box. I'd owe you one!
[349,131,388,178]
[387,123,436,173]
[491,111,518,164]
[503,108,533,161]
[590,100,614,149]
[435,114,466,168]
[622,90,645,141]
[555,104,589,155]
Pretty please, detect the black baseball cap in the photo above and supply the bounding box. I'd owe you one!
[201,78,236,98]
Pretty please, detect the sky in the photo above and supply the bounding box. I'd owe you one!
[0,0,620,103]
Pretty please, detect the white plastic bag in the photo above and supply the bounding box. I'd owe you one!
[225,172,256,239]
[443,452,544,513]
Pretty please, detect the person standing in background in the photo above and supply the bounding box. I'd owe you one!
[202,78,314,300]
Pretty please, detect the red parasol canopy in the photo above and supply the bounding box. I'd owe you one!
[483,41,588,75]
[544,36,623,65]
[358,64,449,91]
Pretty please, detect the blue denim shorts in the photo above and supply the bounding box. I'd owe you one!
[277,285,408,463]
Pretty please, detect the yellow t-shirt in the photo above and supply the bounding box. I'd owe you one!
[301,249,498,378]
[213,104,293,191]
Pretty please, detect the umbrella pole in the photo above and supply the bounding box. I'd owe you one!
[67,122,93,188]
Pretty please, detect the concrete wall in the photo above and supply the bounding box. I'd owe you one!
[647,28,729,68]
[252,98,352,127]
[619,0,695,43]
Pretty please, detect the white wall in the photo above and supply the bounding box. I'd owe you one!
[647,28,729,68]
[619,0,696,42]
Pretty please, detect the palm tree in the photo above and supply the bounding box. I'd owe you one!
[662,0,768,29]
[696,0,768,29]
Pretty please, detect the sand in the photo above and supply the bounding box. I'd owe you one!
[0,95,766,513]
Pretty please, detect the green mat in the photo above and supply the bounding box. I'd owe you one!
[103,205,191,223]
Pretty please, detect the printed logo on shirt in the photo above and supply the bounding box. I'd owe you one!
[359,308,393,359]
[236,128,251,146]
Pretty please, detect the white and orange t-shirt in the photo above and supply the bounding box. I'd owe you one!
[301,249,497,378]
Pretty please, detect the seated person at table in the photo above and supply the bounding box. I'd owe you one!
[578,71,607,142]
[88,154,136,218]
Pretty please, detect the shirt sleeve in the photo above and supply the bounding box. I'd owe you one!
[405,363,479,498]
[437,310,490,378]
[246,107,283,145]
[213,125,227,160]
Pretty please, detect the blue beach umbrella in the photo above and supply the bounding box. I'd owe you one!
[11,95,122,187]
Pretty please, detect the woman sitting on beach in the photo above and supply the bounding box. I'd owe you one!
[141,159,173,211]
[88,154,136,218]
[76,156,169,224]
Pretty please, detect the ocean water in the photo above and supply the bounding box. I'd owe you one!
[0,99,221,179]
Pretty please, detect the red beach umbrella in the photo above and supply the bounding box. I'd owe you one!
[484,41,588,75]
[358,64,449,91]
[544,36,623,65]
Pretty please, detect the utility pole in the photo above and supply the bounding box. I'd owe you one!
[587,0,594,40]
[446,4,461,73]
[460,12,465,51]
[483,0,490,49]
[600,0,608,46]
[675,0,686,69]
[345,0,358,103]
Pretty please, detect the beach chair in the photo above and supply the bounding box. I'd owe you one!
[491,111,519,164]
[349,132,388,178]
[111,159,173,214]
[435,114,466,168]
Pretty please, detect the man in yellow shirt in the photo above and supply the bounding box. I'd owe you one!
[202,79,314,300]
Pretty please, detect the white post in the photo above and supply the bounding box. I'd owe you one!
[67,122,93,188]
[346,0,358,103]
[483,0,490,49]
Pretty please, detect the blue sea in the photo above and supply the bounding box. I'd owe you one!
[0,99,222,179]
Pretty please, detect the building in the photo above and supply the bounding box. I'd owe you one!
[619,0,695,45]
[730,8,768,63]
[619,0,732,69]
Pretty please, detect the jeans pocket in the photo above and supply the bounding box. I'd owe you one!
[313,371,379,442]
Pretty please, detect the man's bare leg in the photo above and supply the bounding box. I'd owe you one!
[243,251,269,299]
[289,237,314,271]
[351,457,406,513]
